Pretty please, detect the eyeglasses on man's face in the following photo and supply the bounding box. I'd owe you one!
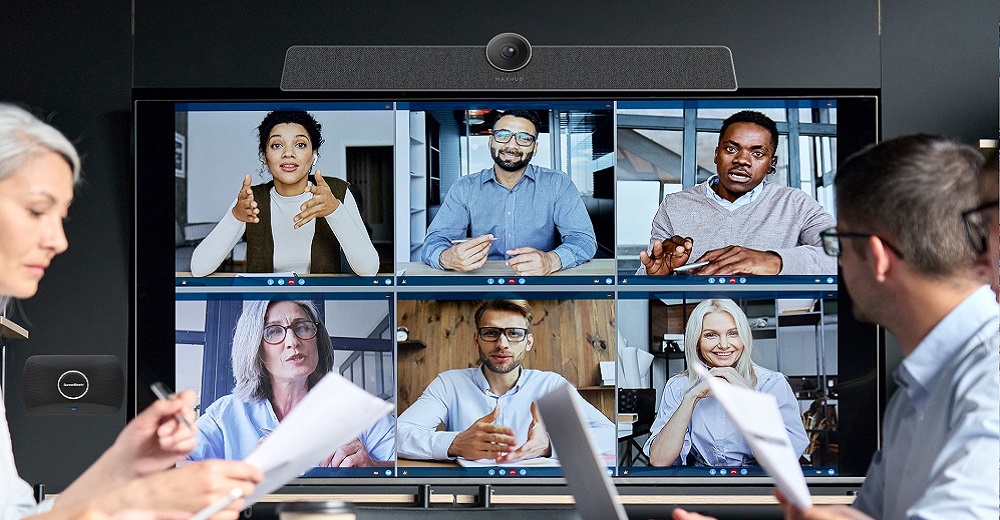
[263,320,319,344]
[477,326,529,342]
[961,199,999,254]
[491,129,537,147]
[819,228,905,259]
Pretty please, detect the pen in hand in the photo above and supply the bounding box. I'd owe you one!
[190,486,244,520]
[150,381,194,431]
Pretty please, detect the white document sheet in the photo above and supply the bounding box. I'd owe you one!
[242,372,394,504]
[692,363,813,510]
[457,456,561,467]
[537,384,628,520]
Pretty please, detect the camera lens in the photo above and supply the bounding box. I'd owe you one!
[486,33,532,72]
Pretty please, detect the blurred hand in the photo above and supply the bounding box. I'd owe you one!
[231,175,259,224]
[114,460,262,520]
[294,171,341,228]
[694,246,782,275]
[497,402,550,462]
[110,390,198,478]
[506,248,561,276]
[640,236,693,275]
[72,505,191,520]
[776,490,871,520]
[440,234,493,272]
[671,508,718,520]
[447,406,517,460]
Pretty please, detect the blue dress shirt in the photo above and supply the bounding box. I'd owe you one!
[187,394,396,464]
[397,367,616,460]
[643,365,809,466]
[852,285,999,519]
[421,164,597,270]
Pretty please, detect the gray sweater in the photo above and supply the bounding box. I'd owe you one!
[640,181,837,275]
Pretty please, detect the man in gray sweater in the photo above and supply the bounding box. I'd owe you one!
[638,110,837,276]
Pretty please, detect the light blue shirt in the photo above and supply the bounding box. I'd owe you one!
[187,394,396,463]
[705,175,765,211]
[397,367,616,460]
[643,365,809,466]
[853,285,1000,520]
[421,164,597,270]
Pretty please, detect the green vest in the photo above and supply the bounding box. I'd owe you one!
[245,175,349,274]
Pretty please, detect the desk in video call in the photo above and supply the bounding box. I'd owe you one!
[396,259,616,278]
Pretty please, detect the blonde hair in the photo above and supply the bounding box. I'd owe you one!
[682,299,757,387]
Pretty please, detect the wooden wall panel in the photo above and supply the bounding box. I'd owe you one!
[397,298,615,419]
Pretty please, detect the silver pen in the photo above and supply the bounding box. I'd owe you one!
[150,381,194,431]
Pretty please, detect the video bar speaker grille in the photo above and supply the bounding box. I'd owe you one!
[282,45,736,91]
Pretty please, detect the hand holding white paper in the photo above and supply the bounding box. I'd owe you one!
[692,363,813,510]
[241,372,394,504]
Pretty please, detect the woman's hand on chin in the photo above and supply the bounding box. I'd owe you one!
[707,366,753,390]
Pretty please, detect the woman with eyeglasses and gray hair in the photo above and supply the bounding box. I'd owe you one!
[187,299,395,467]
[644,298,808,467]
[0,103,261,520]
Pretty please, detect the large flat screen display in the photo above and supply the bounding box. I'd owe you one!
[135,90,879,485]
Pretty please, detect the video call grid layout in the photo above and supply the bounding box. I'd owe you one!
[172,287,839,480]
[156,94,867,480]
[171,97,858,289]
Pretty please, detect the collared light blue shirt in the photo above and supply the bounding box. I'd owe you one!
[643,365,809,466]
[705,175,765,211]
[853,285,1000,520]
[187,394,396,463]
[421,164,597,270]
[397,367,616,461]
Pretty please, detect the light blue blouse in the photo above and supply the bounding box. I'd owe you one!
[644,365,809,466]
[188,394,396,464]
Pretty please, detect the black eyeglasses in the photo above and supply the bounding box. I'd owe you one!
[477,326,529,342]
[819,228,905,259]
[961,199,999,254]
[491,129,537,147]
[263,321,319,344]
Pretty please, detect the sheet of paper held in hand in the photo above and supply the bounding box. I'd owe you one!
[241,372,394,504]
[692,363,813,510]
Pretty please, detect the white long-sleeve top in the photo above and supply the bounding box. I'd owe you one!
[190,185,378,276]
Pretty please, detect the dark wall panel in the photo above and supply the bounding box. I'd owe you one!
[1,1,133,489]
[881,0,998,142]
[133,1,881,89]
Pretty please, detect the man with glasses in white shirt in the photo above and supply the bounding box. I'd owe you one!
[396,299,615,462]
[421,110,597,276]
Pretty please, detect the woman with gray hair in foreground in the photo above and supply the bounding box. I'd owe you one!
[0,103,262,520]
